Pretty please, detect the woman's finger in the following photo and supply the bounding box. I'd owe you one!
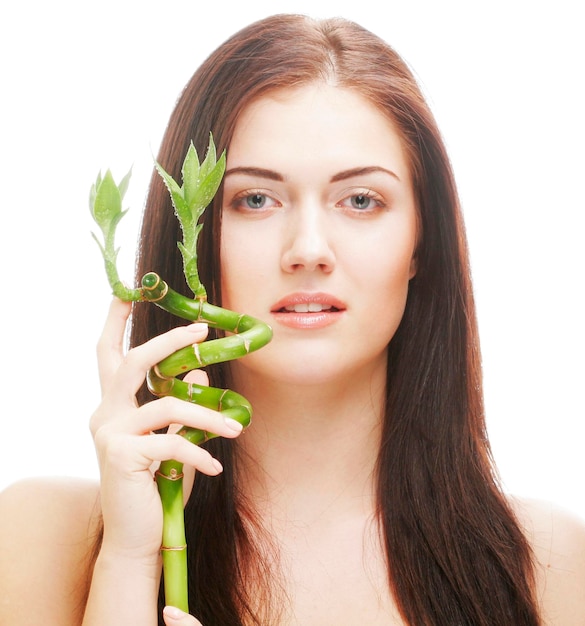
[136,431,227,476]
[107,322,209,404]
[109,395,243,439]
[183,368,209,386]
[96,298,132,394]
[163,606,203,625]
[95,429,225,478]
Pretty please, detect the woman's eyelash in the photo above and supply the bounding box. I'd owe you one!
[339,189,386,210]
[228,188,386,212]
[230,190,277,211]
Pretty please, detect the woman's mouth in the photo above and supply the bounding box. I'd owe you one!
[282,302,338,313]
[271,294,345,328]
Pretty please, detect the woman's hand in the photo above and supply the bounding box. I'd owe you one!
[163,606,203,625]
[90,298,243,565]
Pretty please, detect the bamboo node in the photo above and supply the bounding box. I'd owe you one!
[218,389,229,411]
[155,468,184,481]
[160,544,187,552]
[234,313,245,332]
[192,342,203,366]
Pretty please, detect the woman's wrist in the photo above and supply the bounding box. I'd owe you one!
[94,541,162,578]
[98,521,164,568]
[83,546,162,626]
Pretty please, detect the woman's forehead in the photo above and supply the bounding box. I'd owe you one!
[227,83,411,181]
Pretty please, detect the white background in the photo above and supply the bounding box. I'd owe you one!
[0,0,583,520]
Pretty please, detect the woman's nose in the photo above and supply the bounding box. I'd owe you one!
[280,206,335,273]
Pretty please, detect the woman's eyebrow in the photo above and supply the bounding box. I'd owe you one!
[330,166,400,182]
[224,165,400,183]
[224,166,284,181]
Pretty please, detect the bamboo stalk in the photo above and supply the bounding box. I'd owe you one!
[90,135,272,613]
[156,462,189,612]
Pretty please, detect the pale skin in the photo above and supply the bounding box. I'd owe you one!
[1,83,584,625]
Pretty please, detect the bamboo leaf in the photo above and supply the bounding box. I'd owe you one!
[156,162,191,227]
[118,167,132,200]
[181,142,200,207]
[90,231,105,256]
[189,151,226,214]
[199,134,217,181]
[91,170,122,234]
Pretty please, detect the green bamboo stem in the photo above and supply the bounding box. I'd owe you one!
[90,135,272,615]
[144,277,270,613]
[156,462,189,613]
[141,272,273,377]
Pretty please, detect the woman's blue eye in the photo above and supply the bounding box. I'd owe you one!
[351,194,372,209]
[246,193,267,209]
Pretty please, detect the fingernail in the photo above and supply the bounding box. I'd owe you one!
[186,322,208,332]
[212,458,224,473]
[224,417,243,432]
[163,605,188,619]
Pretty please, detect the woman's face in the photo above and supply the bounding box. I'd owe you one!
[220,83,418,387]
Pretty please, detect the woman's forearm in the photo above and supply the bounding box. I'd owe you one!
[83,547,162,626]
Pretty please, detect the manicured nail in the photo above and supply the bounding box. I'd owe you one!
[186,322,208,332]
[163,605,188,620]
[224,417,243,432]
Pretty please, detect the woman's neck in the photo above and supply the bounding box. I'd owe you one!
[232,365,386,524]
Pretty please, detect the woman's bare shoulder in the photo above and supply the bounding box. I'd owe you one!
[510,495,585,625]
[0,476,101,624]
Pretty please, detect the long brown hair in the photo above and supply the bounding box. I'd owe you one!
[129,14,541,625]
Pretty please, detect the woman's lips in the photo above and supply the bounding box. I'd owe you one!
[271,293,346,329]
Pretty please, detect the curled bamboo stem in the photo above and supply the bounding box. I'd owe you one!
[90,135,272,613]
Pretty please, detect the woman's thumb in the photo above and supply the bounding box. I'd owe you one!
[163,606,203,625]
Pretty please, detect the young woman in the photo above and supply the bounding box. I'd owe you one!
[1,14,583,626]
